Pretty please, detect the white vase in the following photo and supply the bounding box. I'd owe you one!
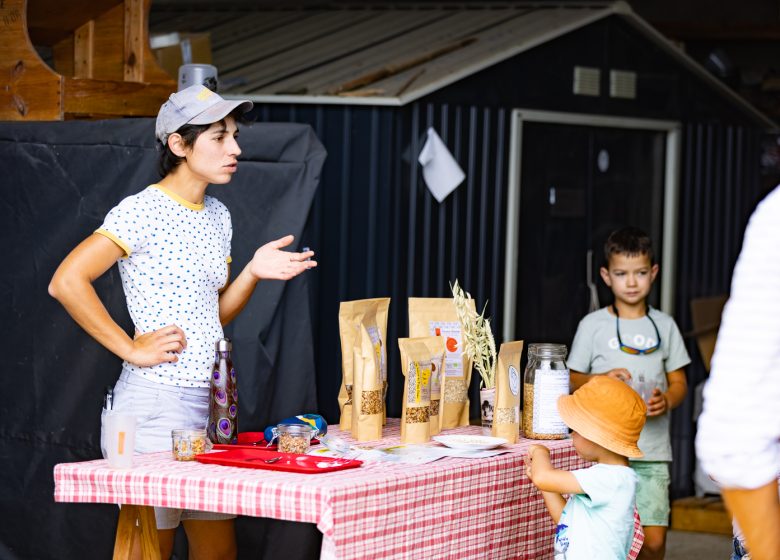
[480,387,496,436]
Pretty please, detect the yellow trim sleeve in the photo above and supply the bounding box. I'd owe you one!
[95,229,131,257]
[226,256,232,264]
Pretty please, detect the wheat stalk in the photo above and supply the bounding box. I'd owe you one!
[450,279,497,389]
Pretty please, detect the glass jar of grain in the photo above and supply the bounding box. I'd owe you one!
[522,343,570,440]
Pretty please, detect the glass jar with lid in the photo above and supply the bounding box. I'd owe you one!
[522,343,570,440]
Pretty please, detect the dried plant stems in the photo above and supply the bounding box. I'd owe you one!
[450,280,497,389]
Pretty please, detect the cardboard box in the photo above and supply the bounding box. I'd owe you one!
[151,33,212,80]
[687,295,727,371]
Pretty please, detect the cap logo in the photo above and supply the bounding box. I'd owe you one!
[196,87,214,101]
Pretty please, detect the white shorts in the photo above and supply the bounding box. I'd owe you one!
[102,371,235,530]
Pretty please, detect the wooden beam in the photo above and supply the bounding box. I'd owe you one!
[63,77,174,117]
[74,20,94,78]
[0,0,62,120]
[92,3,124,81]
[26,0,120,45]
[52,35,74,77]
[124,0,145,82]
[2,0,174,120]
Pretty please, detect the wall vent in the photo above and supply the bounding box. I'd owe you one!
[610,70,637,99]
[573,66,601,96]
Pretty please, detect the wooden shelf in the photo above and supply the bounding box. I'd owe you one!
[0,0,175,120]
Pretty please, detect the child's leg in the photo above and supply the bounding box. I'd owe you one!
[630,461,671,560]
[638,526,666,560]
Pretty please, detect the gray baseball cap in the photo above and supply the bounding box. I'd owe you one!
[155,85,253,144]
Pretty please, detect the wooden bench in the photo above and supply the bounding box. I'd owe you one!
[670,496,732,535]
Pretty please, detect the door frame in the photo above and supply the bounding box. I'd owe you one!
[503,109,682,341]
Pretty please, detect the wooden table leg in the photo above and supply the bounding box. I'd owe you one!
[113,504,161,560]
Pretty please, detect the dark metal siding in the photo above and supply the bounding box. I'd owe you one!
[258,102,510,423]
[671,123,764,498]
[258,103,765,498]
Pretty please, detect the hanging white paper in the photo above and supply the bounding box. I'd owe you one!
[418,127,465,203]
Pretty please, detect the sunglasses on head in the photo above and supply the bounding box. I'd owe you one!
[613,304,661,355]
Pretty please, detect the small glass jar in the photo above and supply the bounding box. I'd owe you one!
[272,424,315,454]
[522,343,570,440]
[171,429,209,461]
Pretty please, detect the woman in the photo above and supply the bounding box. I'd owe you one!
[48,84,316,559]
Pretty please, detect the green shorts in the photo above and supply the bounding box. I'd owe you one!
[629,460,671,527]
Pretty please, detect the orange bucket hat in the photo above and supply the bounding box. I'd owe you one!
[557,375,647,458]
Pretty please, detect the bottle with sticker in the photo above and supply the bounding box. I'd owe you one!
[207,338,238,445]
[522,343,569,440]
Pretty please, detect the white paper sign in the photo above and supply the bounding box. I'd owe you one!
[418,127,465,203]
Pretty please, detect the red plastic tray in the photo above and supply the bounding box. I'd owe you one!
[211,432,319,451]
[195,448,362,474]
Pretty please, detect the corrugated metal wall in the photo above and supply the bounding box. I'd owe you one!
[258,103,765,497]
[671,122,764,497]
[259,101,510,423]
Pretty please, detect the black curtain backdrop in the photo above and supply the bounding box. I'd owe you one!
[0,119,326,559]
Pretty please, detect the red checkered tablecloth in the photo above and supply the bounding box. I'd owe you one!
[54,420,642,559]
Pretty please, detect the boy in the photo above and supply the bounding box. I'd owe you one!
[567,227,690,560]
[527,375,647,559]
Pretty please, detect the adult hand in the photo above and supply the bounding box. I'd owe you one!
[248,234,317,281]
[646,388,668,417]
[606,368,632,382]
[127,324,187,367]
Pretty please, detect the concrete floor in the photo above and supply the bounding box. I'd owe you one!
[666,530,733,560]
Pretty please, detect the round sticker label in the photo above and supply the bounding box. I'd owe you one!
[509,365,520,396]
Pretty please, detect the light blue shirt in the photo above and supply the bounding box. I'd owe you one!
[567,307,691,460]
[554,464,637,560]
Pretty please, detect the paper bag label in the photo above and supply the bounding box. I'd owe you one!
[509,365,520,396]
[367,325,386,383]
[428,321,463,378]
[532,371,569,434]
[407,361,431,404]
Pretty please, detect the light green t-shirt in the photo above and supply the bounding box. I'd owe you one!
[568,307,691,461]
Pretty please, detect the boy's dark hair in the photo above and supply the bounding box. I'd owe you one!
[156,108,249,177]
[604,226,655,265]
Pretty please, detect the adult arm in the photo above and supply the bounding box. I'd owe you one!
[696,187,780,559]
[48,234,186,366]
[526,445,582,523]
[219,234,316,325]
[722,481,780,560]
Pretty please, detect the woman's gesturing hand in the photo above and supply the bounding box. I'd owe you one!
[127,324,188,367]
[249,234,317,281]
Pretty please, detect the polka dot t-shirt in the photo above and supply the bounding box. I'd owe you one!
[95,184,232,388]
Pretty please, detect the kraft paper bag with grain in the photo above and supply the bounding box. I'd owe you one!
[492,341,524,443]
[338,298,390,431]
[399,336,445,443]
[352,325,383,441]
[408,297,475,429]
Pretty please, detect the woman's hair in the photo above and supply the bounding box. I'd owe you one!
[156,107,249,177]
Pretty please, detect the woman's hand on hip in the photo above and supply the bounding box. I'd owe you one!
[126,324,187,367]
[249,234,317,280]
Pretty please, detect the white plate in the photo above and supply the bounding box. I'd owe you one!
[432,435,508,451]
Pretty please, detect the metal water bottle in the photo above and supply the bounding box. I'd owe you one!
[207,338,238,444]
